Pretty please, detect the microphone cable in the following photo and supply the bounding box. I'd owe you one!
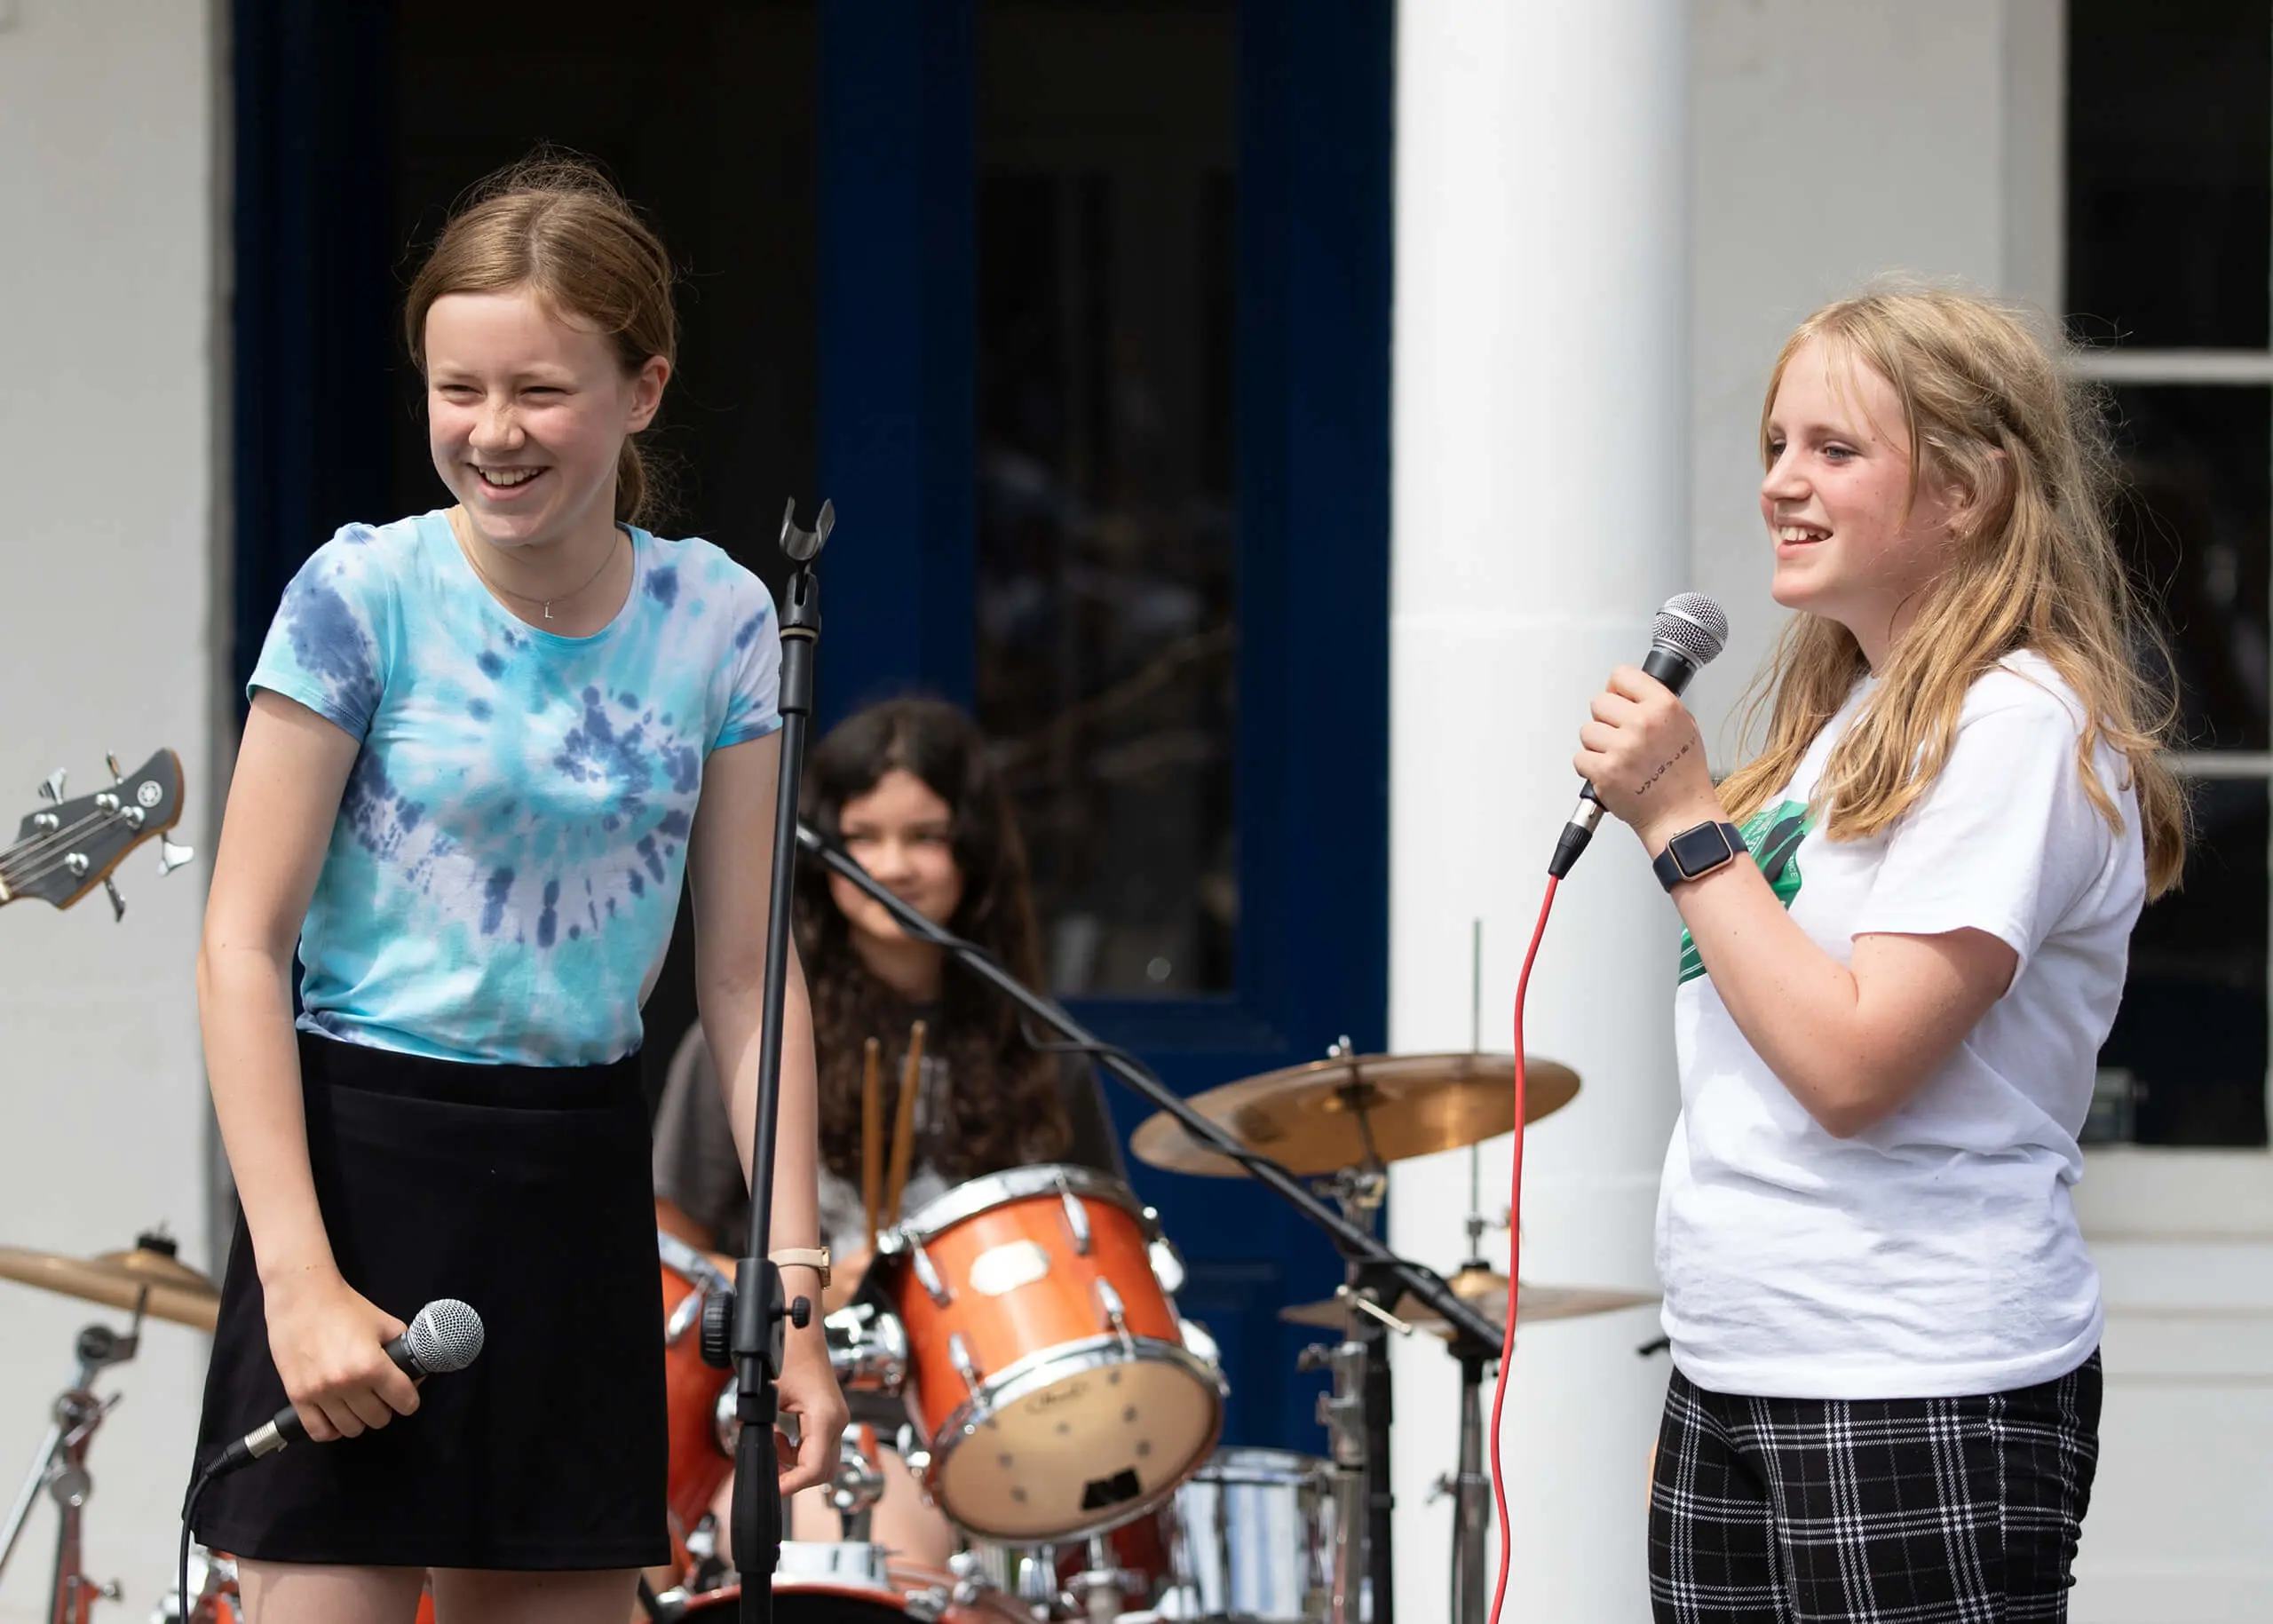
[178,1462,219,1624]
[1487,872,1560,1624]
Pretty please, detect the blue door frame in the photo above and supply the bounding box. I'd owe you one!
[234,0,1391,1453]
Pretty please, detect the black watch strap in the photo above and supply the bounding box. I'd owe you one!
[1652,820,1747,892]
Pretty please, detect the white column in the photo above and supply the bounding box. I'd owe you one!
[1388,5,1689,1623]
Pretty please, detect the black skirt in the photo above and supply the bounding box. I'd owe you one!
[192,1031,670,1571]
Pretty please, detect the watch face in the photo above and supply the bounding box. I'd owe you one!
[1669,823,1731,876]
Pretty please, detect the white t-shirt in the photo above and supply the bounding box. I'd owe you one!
[1657,651,2145,1398]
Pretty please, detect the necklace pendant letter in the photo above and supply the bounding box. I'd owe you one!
[544,603,554,621]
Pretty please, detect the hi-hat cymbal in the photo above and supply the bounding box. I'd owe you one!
[1129,1051,1579,1178]
[1279,1270,1657,1337]
[0,1235,220,1332]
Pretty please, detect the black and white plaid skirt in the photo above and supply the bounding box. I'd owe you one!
[1648,1353,2102,1623]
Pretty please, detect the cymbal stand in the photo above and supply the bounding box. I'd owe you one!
[1432,922,1496,1624]
[0,1302,142,1623]
[1317,1141,1400,1624]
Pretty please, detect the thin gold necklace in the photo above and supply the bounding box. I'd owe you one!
[450,509,622,622]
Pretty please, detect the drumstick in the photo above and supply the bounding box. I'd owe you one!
[883,1020,928,1229]
[861,1038,883,1250]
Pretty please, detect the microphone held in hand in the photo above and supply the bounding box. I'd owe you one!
[206,1297,485,1478]
[1548,594,1729,878]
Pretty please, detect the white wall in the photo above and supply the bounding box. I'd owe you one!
[0,3,219,1618]
[1685,0,2014,759]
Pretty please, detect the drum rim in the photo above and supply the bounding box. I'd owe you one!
[1186,1445,1336,1485]
[658,1228,733,1291]
[923,1334,1227,1542]
[892,1164,1147,1246]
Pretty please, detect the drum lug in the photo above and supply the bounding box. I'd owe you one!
[911,1242,953,1306]
[948,1332,986,1399]
[1095,1278,1136,1355]
[663,1283,705,1347]
[1056,1173,1092,1255]
[902,1581,947,1622]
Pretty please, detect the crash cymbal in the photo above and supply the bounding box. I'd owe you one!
[1278,1271,1657,1336]
[1129,1051,1578,1178]
[0,1234,220,1332]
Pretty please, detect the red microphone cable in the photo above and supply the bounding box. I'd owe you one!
[1486,873,1560,1624]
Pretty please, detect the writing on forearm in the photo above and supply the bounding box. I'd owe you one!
[1636,741,1691,796]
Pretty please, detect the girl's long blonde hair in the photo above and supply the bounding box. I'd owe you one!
[1716,287,2187,898]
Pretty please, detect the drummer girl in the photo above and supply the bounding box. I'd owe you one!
[653,695,1125,1560]
[194,156,846,1623]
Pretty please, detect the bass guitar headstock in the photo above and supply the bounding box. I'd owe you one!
[1,750,193,919]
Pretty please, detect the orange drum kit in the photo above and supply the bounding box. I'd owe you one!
[631,1043,1651,1624]
[0,1049,1658,1624]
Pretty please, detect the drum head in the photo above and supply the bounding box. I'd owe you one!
[936,1348,1220,1542]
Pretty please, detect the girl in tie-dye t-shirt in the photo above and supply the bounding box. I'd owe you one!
[192,158,843,1615]
[250,511,781,1066]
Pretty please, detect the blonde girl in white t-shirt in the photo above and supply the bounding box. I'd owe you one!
[1576,287,2186,1624]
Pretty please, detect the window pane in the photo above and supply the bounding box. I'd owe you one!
[2105,385,2270,752]
[2067,0,2270,349]
[975,1,1238,998]
[2097,778,2269,1147]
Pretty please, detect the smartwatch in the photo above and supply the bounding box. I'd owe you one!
[1651,820,1747,892]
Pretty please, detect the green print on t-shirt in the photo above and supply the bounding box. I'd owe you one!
[1676,799,1816,985]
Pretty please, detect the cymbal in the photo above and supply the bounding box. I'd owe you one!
[0,1236,221,1332]
[1279,1269,1657,1336]
[1129,1051,1579,1178]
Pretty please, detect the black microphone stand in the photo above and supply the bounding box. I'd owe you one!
[709,499,834,1624]
[799,822,1508,1624]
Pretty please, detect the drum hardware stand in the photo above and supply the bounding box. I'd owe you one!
[828,1428,890,1544]
[1427,1170,1497,1624]
[1296,1335,1373,1624]
[0,1299,144,1622]
[1065,1535,1145,1624]
[800,838,1507,1624]
[1424,1185,1497,1624]
[707,497,835,1624]
[1434,925,1501,1624]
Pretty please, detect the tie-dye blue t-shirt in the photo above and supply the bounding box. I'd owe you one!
[249,511,782,1066]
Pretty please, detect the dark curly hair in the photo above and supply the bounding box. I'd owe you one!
[798,698,1071,1184]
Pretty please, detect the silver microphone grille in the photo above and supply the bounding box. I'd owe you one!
[1651,593,1729,669]
[407,1298,486,1374]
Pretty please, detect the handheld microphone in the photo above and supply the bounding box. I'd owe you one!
[207,1297,485,1477]
[1548,594,1729,878]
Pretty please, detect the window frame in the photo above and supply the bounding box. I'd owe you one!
[2024,0,2273,1195]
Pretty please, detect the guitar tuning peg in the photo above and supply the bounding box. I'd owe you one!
[106,752,123,784]
[157,839,194,876]
[38,769,65,804]
[103,877,125,922]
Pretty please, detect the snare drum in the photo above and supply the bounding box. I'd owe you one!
[881,1166,1224,1542]
[1153,1449,1358,1624]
